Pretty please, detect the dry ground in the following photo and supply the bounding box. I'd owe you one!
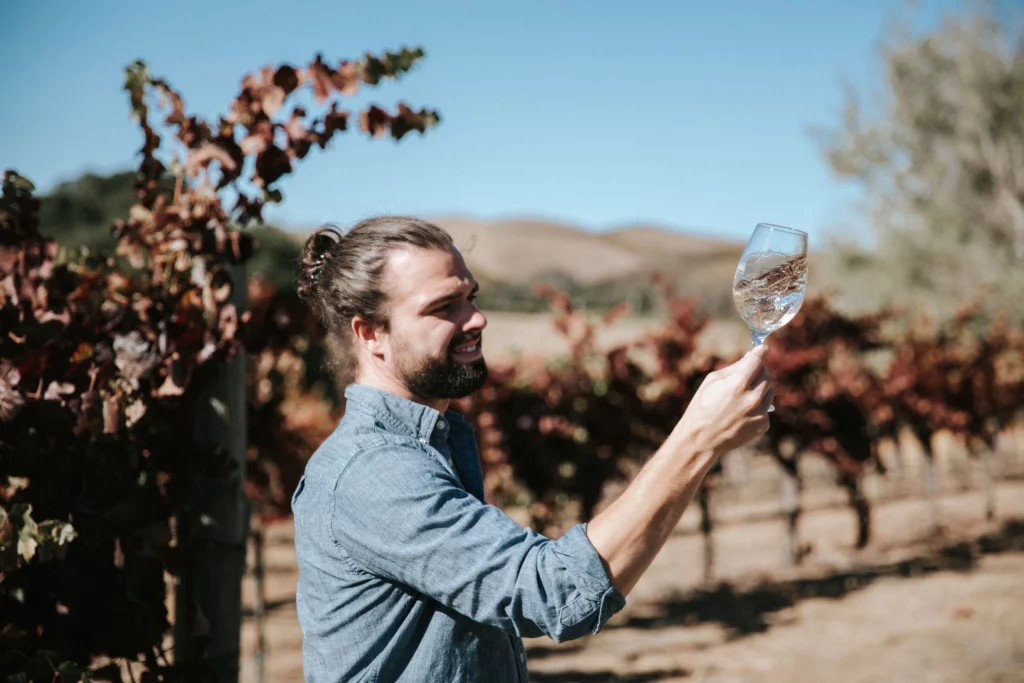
[480,312,751,362]
[239,481,1024,683]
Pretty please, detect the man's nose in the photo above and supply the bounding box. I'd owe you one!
[464,306,487,333]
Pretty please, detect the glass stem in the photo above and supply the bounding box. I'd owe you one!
[750,330,774,413]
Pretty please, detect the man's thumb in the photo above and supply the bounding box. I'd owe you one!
[750,343,770,359]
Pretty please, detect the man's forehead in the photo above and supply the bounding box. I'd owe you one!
[385,246,475,300]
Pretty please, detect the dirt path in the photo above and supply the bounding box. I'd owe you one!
[240,483,1024,682]
[525,533,1024,683]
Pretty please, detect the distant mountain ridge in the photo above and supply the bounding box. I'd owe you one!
[290,215,747,287]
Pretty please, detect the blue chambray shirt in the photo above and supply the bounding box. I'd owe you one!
[292,384,626,682]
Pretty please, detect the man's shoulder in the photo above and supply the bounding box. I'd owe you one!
[302,416,431,488]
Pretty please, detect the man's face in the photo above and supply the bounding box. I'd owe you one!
[378,245,488,400]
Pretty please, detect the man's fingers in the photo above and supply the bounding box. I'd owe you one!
[723,344,769,382]
[745,373,772,411]
[748,364,772,389]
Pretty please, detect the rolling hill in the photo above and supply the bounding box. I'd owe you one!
[289,215,830,319]
[420,216,746,287]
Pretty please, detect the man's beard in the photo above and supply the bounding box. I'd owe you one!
[401,338,489,400]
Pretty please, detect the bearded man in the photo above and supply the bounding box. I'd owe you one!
[291,216,773,682]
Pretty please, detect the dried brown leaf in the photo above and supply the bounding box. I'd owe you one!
[113,537,125,568]
[114,331,159,388]
[273,64,301,95]
[306,54,333,103]
[331,61,360,96]
[103,395,123,434]
[125,398,147,427]
[262,86,286,117]
[210,267,233,304]
[43,381,75,401]
[321,104,349,146]
[0,359,23,422]
[254,145,291,187]
[359,105,391,138]
[220,303,239,341]
[187,142,239,176]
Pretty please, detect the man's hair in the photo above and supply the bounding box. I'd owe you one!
[296,215,454,384]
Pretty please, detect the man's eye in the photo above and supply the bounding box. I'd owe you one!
[468,293,479,303]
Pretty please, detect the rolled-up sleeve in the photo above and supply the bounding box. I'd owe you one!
[330,442,626,642]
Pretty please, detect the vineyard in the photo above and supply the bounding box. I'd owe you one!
[237,283,1024,681]
[3,27,1024,683]
[255,274,1024,562]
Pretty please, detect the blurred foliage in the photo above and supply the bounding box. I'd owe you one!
[37,171,157,252]
[38,170,303,292]
[243,225,301,292]
[816,2,1024,321]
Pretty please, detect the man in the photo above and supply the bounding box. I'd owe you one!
[292,216,772,682]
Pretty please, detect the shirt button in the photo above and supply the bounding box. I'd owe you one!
[436,419,446,430]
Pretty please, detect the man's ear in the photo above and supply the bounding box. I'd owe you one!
[351,316,385,358]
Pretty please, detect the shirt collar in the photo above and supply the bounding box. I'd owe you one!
[344,383,465,444]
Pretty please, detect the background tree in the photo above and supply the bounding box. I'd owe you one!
[817,3,1024,320]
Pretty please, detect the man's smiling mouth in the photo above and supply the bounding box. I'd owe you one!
[452,337,482,358]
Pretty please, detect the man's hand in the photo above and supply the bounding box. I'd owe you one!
[673,344,773,456]
[586,344,773,597]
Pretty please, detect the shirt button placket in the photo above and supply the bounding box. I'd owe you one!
[434,419,453,466]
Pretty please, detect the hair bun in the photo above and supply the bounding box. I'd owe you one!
[297,225,343,303]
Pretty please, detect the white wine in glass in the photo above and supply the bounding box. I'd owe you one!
[732,223,808,411]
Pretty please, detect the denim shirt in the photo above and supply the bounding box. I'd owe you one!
[292,384,626,682]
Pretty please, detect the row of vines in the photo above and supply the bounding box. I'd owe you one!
[250,267,1024,580]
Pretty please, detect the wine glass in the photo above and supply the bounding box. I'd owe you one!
[732,223,808,412]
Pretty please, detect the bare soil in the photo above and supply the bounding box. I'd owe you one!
[240,482,1024,683]
[481,312,750,362]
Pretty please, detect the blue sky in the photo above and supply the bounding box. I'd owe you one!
[1,0,978,242]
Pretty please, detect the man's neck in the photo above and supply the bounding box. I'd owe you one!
[353,371,450,414]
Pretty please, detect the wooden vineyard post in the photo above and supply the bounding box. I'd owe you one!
[175,264,250,682]
[917,430,941,537]
[252,521,268,683]
[697,486,714,582]
[779,464,801,566]
[976,435,997,522]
